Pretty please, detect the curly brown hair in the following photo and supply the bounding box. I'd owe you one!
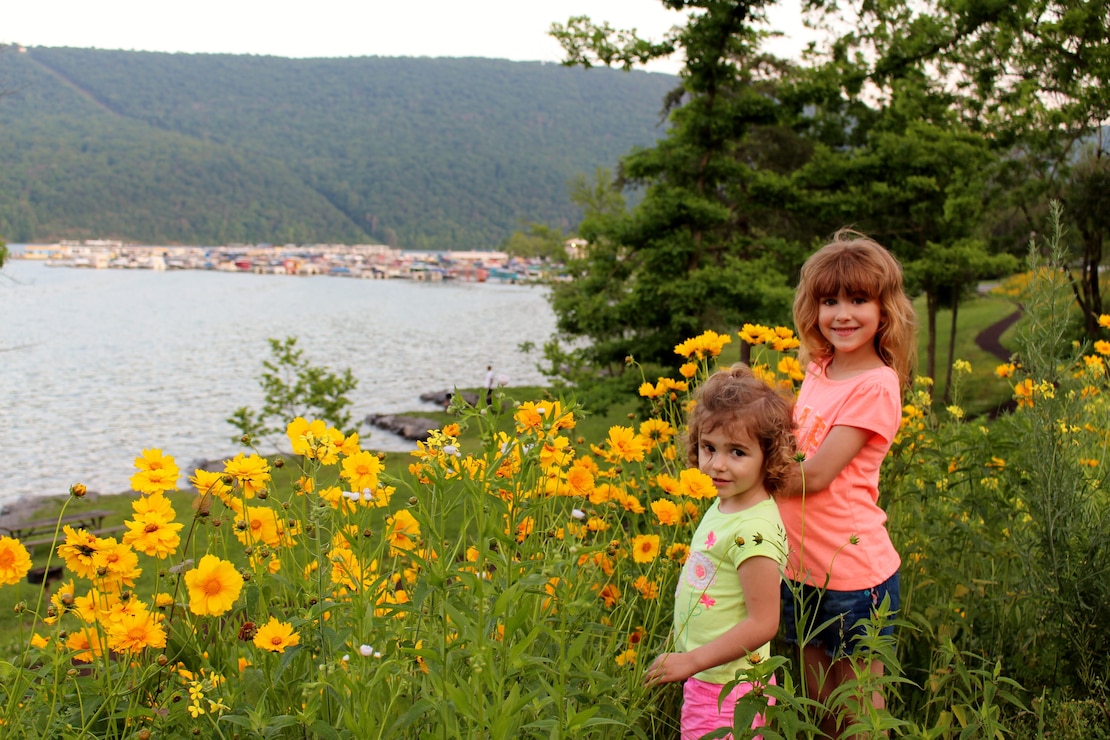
[792,229,917,392]
[684,365,797,496]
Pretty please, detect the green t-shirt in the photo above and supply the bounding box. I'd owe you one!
[673,497,787,684]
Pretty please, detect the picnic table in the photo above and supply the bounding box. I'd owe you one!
[0,509,119,548]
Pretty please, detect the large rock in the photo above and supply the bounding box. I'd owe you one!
[420,390,479,407]
[364,413,439,441]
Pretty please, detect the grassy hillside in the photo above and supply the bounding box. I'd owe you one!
[0,47,676,248]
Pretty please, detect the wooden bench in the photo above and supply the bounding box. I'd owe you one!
[0,508,115,544]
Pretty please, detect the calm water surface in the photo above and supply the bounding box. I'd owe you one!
[0,260,557,507]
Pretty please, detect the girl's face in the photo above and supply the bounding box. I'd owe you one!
[697,425,767,512]
[817,290,882,363]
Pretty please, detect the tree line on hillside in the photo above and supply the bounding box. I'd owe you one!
[0,47,674,249]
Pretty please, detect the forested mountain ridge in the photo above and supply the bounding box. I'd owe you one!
[0,47,674,248]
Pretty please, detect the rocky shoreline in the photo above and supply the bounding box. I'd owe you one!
[364,389,479,441]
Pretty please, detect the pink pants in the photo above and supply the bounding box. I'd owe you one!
[681,675,774,740]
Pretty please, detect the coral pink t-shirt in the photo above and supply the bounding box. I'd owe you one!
[777,362,901,590]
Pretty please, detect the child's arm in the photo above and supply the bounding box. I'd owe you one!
[644,556,780,685]
[779,425,870,497]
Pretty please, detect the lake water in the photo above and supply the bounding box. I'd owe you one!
[0,260,557,508]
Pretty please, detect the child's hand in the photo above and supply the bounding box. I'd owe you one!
[644,652,694,686]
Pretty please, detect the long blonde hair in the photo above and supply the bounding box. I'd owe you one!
[793,229,917,391]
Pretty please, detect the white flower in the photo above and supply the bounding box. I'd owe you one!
[359,644,374,657]
[571,508,586,520]
[443,445,459,457]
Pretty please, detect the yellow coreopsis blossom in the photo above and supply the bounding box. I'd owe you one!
[67,627,106,663]
[1099,314,1110,329]
[123,509,183,559]
[615,648,637,666]
[287,417,343,463]
[223,453,271,498]
[57,526,104,580]
[639,418,675,449]
[386,509,421,553]
[679,468,716,499]
[184,555,244,616]
[631,534,660,564]
[738,323,774,345]
[253,616,300,653]
[632,575,660,600]
[775,356,803,384]
[679,362,698,379]
[666,543,690,564]
[605,426,646,463]
[1095,340,1110,356]
[593,583,621,608]
[770,326,801,351]
[995,363,1017,378]
[674,330,731,359]
[129,448,180,495]
[0,536,32,586]
[651,498,682,526]
[91,539,142,590]
[190,468,233,505]
[235,505,289,548]
[106,608,167,653]
[341,450,383,493]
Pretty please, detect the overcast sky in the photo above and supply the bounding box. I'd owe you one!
[4,0,818,76]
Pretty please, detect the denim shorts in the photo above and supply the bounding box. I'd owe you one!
[780,571,900,658]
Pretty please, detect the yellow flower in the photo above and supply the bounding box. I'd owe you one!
[674,330,731,359]
[738,323,773,345]
[632,575,660,600]
[946,405,965,420]
[0,536,32,586]
[651,499,681,526]
[1095,340,1110,356]
[30,633,50,649]
[666,543,690,564]
[92,539,143,591]
[615,648,637,666]
[223,453,272,498]
[123,494,184,559]
[638,381,664,399]
[593,582,621,608]
[341,450,383,492]
[770,326,801,351]
[129,448,180,494]
[67,627,106,663]
[191,468,233,504]
[1099,314,1110,329]
[184,555,244,616]
[386,509,421,553]
[605,426,646,463]
[679,362,698,379]
[564,464,595,499]
[653,474,680,496]
[1014,378,1035,408]
[630,534,660,564]
[287,417,343,463]
[236,505,287,548]
[253,616,300,653]
[778,356,805,382]
[679,468,716,499]
[952,359,972,374]
[639,419,675,449]
[106,608,167,653]
[995,363,1016,378]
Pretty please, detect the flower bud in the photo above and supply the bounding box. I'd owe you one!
[69,483,87,498]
